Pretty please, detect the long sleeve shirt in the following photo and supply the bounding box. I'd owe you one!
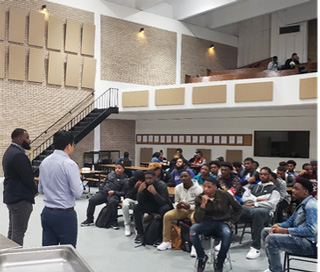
[242,182,280,212]
[137,179,172,207]
[100,171,128,198]
[279,195,317,243]
[39,150,83,209]
[2,143,38,204]
[194,190,243,224]
[174,180,203,210]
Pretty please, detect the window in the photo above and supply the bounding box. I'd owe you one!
[254,131,310,158]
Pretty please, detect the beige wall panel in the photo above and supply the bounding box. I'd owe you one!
[226,150,243,162]
[82,57,96,89]
[29,11,45,47]
[299,77,317,99]
[8,7,26,44]
[193,85,226,104]
[65,54,81,87]
[0,43,4,79]
[48,51,64,85]
[235,82,273,102]
[28,48,45,83]
[47,16,64,51]
[65,19,81,53]
[8,45,26,81]
[0,5,5,41]
[81,23,95,56]
[140,148,153,163]
[155,88,185,106]
[122,91,149,107]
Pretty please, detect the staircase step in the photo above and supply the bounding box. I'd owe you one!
[45,150,54,155]
[32,160,42,166]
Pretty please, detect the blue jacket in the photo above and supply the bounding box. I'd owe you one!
[279,195,317,243]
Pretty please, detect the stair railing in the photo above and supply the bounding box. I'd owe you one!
[29,88,118,161]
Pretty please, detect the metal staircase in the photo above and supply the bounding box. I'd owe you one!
[30,88,119,176]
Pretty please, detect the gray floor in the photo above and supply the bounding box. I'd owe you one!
[0,180,317,272]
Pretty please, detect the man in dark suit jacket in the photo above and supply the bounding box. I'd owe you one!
[2,128,38,246]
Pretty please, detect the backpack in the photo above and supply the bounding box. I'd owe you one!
[143,215,162,245]
[180,221,192,252]
[95,205,111,228]
[171,224,182,250]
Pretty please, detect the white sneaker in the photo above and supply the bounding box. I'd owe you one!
[190,245,197,257]
[246,247,260,259]
[263,269,271,272]
[214,241,221,251]
[124,225,131,236]
[157,241,172,251]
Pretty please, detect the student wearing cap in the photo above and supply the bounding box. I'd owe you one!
[149,162,175,187]
[190,176,242,272]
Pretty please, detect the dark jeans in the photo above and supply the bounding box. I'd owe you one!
[87,192,120,224]
[7,200,33,246]
[41,207,78,248]
[133,202,172,235]
[190,220,232,269]
[240,205,270,249]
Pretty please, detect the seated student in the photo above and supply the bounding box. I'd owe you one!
[191,151,206,167]
[240,167,280,259]
[151,152,162,163]
[191,177,242,272]
[295,163,317,198]
[284,53,300,70]
[262,178,317,272]
[169,148,187,170]
[267,56,278,71]
[239,157,260,187]
[170,158,195,186]
[276,165,294,187]
[159,150,166,162]
[270,172,291,223]
[310,159,317,176]
[157,171,203,251]
[217,162,243,202]
[148,162,175,187]
[286,160,298,177]
[232,161,243,176]
[209,160,220,176]
[122,170,145,236]
[116,151,132,165]
[252,160,260,172]
[133,170,173,244]
[194,164,216,185]
[81,163,128,229]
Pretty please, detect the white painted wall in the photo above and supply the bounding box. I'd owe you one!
[134,107,317,171]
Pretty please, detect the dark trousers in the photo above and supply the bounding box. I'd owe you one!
[133,202,172,235]
[87,192,120,224]
[7,200,33,246]
[41,207,78,248]
[240,205,270,249]
[274,200,289,223]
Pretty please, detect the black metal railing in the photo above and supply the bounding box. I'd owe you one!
[29,88,118,161]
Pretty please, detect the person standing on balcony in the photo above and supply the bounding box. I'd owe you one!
[2,128,38,246]
[39,130,83,248]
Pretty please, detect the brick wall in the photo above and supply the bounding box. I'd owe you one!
[181,35,238,83]
[99,119,136,165]
[70,130,94,168]
[100,15,177,86]
[0,1,94,176]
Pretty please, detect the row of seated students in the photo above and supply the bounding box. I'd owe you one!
[80,157,317,272]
